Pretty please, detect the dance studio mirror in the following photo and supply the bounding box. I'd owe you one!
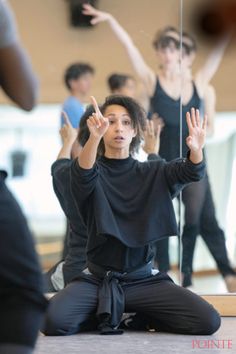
[0,0,235,297]
[179,0,236,294]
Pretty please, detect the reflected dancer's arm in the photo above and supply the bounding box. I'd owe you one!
[82,3,156,97]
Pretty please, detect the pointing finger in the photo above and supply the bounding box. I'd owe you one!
[62,111,72,126]
[90,96,102,117]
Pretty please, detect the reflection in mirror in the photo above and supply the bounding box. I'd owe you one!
[1,0,236,293]
[179,0,236,294]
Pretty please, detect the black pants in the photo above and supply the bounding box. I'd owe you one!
[0,174,47,347]
[155,175,235,283]
[42,272,220,336]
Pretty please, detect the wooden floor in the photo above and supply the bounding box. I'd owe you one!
[202,294,236,316]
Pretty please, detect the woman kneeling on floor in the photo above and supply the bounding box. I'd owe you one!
[42,95,221,336]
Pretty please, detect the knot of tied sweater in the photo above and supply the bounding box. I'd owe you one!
[87,261,153,335]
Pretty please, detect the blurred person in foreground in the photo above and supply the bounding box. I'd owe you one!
[0,1,48,353]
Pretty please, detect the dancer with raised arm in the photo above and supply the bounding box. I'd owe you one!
[42,95,220,336]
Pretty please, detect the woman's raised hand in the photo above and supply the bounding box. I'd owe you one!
[82,3,111,25]
[87,96,109,139]
[60,111,78,144]
[186,108,207,152]
[143,117,162,155]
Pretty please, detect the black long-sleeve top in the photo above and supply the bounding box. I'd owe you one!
[51,159,87,284]
[71,154,205,273]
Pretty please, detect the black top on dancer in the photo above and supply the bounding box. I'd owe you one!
[45,105,162,292]
[150,79,201,160]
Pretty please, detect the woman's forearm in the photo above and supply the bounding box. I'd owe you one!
[78,135,101,169]
[57,141,74,160]
[106,15,155,94]
[107,14,134,47]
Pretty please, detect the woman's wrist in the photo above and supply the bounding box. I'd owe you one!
[143,147,157,155]
[106,13,113,23]
[89,134,102,145]
[189,149,203,164]
[62,139,76,148]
